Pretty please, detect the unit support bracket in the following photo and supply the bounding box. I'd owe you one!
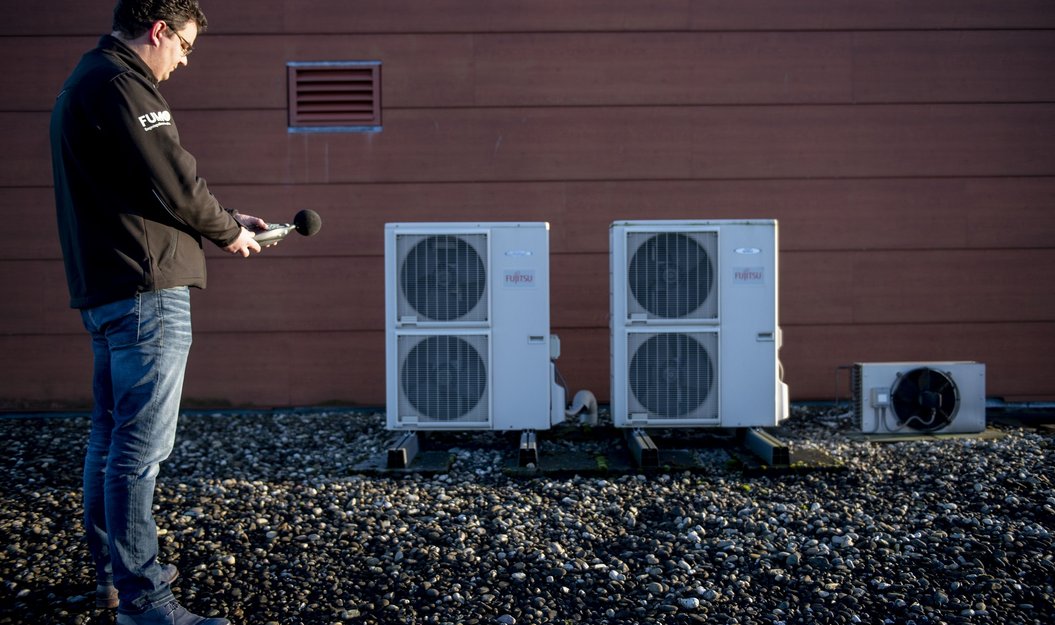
[386,431,420,469]
[742,427,790,466]
[625,428,659,468]
[519,430,539,467]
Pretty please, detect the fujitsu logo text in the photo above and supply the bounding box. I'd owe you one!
[138,110,173,131]
[733,267,765,284]
[504,270,535,287]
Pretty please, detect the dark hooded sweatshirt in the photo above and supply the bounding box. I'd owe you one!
[50,35,241,309]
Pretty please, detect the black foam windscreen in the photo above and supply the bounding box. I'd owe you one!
[293,209,322,236]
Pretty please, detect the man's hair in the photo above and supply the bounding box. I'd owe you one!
[112,0,208,38]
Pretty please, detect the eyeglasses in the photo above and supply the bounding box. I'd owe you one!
[165,23,194,56]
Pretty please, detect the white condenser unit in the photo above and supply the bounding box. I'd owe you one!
[385,222,560,431]
[610,220,788,428]
[852,362,986,435]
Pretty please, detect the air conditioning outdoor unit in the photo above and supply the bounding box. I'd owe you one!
[610,220,788,428]
[852,362,986,435]
[385,222,562,431]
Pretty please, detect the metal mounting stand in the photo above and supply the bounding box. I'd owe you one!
[622,427,792,470]
[386,431,420,469]
[519,430,539,467]
[742,428,790,466]
[625,429,659,468]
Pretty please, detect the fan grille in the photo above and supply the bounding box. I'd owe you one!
[627,331,718,421]
[890,367,959,432]
[627,231,717,320]
[399,334,489,424]
[398,234,487,322]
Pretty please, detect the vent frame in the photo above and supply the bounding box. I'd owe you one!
[287,61,382,133]
[625,230,719,323]
[395,232,490,326]
[625,329,720,425]
[397,332,491,427]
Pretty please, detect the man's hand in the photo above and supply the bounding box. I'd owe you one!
[224,227,261,257]
[225,212,268,257]
[233,212,268,232]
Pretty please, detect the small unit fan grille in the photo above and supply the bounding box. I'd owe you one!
[627,231,718,321]
[891,367,960,432]
[399,334,489,425]
[398,233,487,323]
[852,364,865,422]
[627,331,718,422]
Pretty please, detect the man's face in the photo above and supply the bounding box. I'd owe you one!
[154,21,197,82]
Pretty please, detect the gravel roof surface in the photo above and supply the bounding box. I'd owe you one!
[0,406,1052,625]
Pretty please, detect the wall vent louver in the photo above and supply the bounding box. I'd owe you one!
[287,61,381,132]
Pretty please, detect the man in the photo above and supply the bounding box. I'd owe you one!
[50,1,263,624]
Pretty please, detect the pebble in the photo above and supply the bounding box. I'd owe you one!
[0,407,1052,625]
[678,597,701,609]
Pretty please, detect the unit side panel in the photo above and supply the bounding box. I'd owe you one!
[490,225,553,430]
[716,224,781,426]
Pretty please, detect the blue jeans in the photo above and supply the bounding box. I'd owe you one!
[80,287,192,611]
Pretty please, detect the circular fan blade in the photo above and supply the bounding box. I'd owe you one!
[628,333,714,418]
[401,236,486,321]
[628,233,714,319]
[401,336,487,420]
[890,367,958,431]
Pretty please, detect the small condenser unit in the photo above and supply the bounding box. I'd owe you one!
[610,220,788,428]
[852,362,986,435]
[385,222,560,431]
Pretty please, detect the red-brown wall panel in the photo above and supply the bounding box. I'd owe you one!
[688,0,1055,31]
[0,188,66,260]
[10,31,1052,113]
[203,0,697,36]
[8,105,1054,188]
[183,330,383,408]
[550,328,610,406]
[851,31,1055,104]
[139,105,1055,183]
[0,37,95,112]
[207,177,1055,257]
[781,250,1055,325]
[782,322,1055,401]
[13,174,1055,264]
[194,257,384,332]
[472,32,854,107]
[472,31,1055,107]
[557,177,1055,253]
[167,34,478,111]
[0,260,79,333]
[1,35,477,113]
[11,1,1054,36]
[0,335,93,411]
